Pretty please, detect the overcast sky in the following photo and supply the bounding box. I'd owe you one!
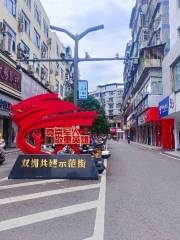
[41,0,136,91]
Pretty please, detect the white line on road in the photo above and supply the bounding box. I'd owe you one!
[0,179,65,190]
[160,152,180,161]
[0,183,100,205]
[0,200,98,232]
[93,159,107,240]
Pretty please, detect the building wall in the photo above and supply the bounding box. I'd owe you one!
[90,83,124,127]
[0,0,70,96]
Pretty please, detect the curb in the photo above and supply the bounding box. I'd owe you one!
[162,152,180,160]
[130,142,161,151]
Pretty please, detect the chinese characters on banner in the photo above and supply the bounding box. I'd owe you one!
[45,127,90,145]
[0,59,21,92]
[21,158,86,169]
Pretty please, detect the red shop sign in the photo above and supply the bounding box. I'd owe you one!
[0,59,21,92]
[144,107,159,123]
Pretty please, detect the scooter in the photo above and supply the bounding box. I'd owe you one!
[0,139,5,164]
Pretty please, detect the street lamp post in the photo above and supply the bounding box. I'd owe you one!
[50,25,104,105]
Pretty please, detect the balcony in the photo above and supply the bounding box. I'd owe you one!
[133,58,161,93]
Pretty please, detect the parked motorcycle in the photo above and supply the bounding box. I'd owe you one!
[0,138,5,164]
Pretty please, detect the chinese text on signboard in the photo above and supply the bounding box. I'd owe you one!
[45,127,90,145]
[21,158,86,169]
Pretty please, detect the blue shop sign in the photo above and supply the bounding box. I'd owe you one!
[159,96,169,117]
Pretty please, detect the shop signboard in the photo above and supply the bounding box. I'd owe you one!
[78,80,88,100]
[21,72,48,99]
[169,93,176,114]
[144,107,159,123]
[0,59,21,91]
[159,94,176,117]
[159,96,169,118]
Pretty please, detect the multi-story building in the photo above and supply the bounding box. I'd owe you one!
[0,0,73,147]
[122,0,172,149]
[90,83,124,128]
[158,0,180,151]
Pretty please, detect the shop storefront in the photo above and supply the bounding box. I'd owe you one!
[138,107,174,149]
[0,56,21,147]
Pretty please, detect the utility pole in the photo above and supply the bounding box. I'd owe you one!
[17,25,138,105]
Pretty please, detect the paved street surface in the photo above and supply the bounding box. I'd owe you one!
[0,141,180,239]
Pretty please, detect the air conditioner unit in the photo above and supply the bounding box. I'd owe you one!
[2,37,12,55]
[47,38,52,46]
[0,22,6,33]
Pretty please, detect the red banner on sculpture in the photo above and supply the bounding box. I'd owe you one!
[45,127,90,145]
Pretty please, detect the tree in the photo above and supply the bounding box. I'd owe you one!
[64,94,110,134]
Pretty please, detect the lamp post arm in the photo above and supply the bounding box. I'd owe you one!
[50,25,75,40]
[78,24,104,40]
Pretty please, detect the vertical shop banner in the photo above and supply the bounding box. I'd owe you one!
[78,80,88,100]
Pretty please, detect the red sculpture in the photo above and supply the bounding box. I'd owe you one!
[11,93,97,154]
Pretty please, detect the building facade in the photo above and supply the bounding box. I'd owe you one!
[0,0,73,96]
[90,83,124,129]
[0,0,73,147]
[122,0,172,149]
[158,0,180,150]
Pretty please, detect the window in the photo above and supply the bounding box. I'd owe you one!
[151,80,163,95]
[21,11,30,36]
[60,67,64,79]
[5,0,16,17]
[34,3,41,26]
[109,104,114,109]
[33,54,40,76]
[56,44,60,57]
[43,19,49,38]
[41,42,48,58]
[109,91,114,96]
[178,26,180,37]
[3,23,16,53]
[33,28,40,48]
[19,41,30,59]
[109,110,113,116]
[41,66,48,81]
[177,0,180,8]
[108,98,113,102]
[24,0,31,8]
[172,60,180,91]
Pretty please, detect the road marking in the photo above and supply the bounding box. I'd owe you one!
[160,152,180,161]
[0,200,98,232]
[0,183,100,205]
[93,159,107,240]
[0,179,65,190]
[0,177,8,183]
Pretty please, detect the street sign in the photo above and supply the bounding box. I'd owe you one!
[78,80,88,100]
[8,154,99,180]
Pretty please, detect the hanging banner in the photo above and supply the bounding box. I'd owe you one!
[78,80,88,100]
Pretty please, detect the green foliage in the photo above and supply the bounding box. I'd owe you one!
[64,94,110,134]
